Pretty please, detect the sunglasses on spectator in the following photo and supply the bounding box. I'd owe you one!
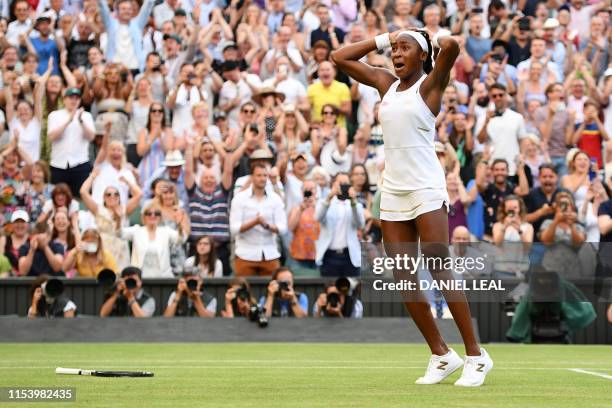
[323,111,336,116]
[490,93,504,99]
[144,211,162,217]
[151,108,164,113]
[242,109,256,114]
[104,191,120,197]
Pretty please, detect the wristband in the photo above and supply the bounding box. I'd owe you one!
[374,33,391,51]
[432,29,451,48]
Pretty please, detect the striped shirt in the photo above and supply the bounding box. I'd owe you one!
[188,184,230,243]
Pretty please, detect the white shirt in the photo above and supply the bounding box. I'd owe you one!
[329,200,350,250]
[153,2,176,28]
[184,256,223,278]
[476,108,527,175]
[262,48,305,81]
[47,109,94,168]
[171,84,205,136]
[219,79,255,129]
[6,19,31,47]
[114,24,139,70]
[92,161,137,205]
[121,225,180,278]
[9,117,41,162]
[229,186,288,261]
[356,82,380,125]
[263,77,307,106]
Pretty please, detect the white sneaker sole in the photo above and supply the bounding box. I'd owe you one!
[415,359,464,385]
[454,360,493,387]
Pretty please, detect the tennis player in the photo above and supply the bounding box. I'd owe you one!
[331,30,493,386]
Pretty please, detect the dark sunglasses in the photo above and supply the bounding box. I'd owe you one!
[150,108,164,113]
[490,93,504,99]
[104,191,120,197]
[242,109,256,114]
[144,210,162,217]
[322,111,336,116]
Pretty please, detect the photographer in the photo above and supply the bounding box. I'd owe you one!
[221,278,256,318]
[260,267,308,318]
[163,271,216,318]
[313,281,363,318]
[27,276,77,318]
[99,267,155,318]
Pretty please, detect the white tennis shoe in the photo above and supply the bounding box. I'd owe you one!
[454,348,493,387]
[415,348,464,385]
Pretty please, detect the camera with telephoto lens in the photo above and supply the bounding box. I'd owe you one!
[248,304,269,328]
[41,278,64,302]
[97,269,136,292]
[186,279,199,292]
[236,284,250,301]
[326,292,340,308]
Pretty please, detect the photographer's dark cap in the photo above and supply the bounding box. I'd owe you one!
[64,87,82,97]
[221,60,240,72]
[163,34,182,44]
[174,8,187,16]
[121,266,142,278]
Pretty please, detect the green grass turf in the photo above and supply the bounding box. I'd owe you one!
[0,343,611,408]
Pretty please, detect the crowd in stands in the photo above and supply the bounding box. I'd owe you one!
[0,0,611,318]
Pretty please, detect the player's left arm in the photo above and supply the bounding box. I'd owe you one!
[420,34,460,117]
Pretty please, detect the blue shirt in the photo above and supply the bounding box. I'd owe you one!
[259,293,309,317]
[31,37,59,75]
[466,179,484,240]
[466,36,492,64]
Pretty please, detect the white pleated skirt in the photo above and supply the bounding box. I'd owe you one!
[380,188,449,221]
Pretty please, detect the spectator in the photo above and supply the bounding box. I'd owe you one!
[476,83,527,176]
[184,135,233,275]
[157,179,190,275]
[63,228,118,278]
[262,26,305,82]
[313,280,363,318]
[570,100,609,169]
[100,266,156,317]
[80,169,140,271]
[310,3,345,50]
[561,150,595,209]
[47,87,95,197]
[137,101,174,186]
[540,191,586,246]
[25,160,53,229]
[517,37,562,84]
[476,158,529,238]
[37,183,79,226]
[446,172,472,241]
[167,62,206,136]
[492,195,534,279]
[219,60,261,129]
[184,235,223,278]
[26,16,59,76]
[27,276,76,318]
[230,163,287,276]
[143,150,189,208]
[260,266,308,318]
[273,104,312,164]
[18,221,64,276]
[5,0,31,47]
[253,87,284,142]
[535,82,576,176]
[4,80,42,162]
[97,0,155,72]
[450,225,493,278]
[264,56,309,112]
[0,141,33,224]
[466,13,492,63]
[49,208,78,271]
[525,164,566,237]
[121,202,184,278]
[163,270,217,318]
[313,104,349,176]
[578,178,608,242]
[3,209,31,275]
[307,62,351,128]
[521,135,548,188]
[221,277,256,318]
[287,179,320,275]
[316,172,365,277]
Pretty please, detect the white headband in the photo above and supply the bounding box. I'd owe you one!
[398,31,428,53]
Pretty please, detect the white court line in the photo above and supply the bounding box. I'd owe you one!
[2,366,612,371]
[568,369,612,380]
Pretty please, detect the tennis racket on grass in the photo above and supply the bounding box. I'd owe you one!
[56,367,154,377]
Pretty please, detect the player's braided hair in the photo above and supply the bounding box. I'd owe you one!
[416,30,434,74]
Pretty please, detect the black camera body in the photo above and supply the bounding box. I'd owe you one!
[248,304,269,328]
[236,285,250,301]
[186,279,199,292]
[326,292,340,308]
[278,280,290,293]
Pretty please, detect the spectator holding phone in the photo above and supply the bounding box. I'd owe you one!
[316,172,365,277]
[99,266,155,317]
[62,229,118,278]
[288,179,320,275]
[540,191,586,246]
[163,270,216,318]
[260,267,308,318]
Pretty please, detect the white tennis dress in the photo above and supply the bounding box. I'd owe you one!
[378,75,449,221]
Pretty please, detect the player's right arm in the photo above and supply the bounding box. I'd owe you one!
[330,37,397,97]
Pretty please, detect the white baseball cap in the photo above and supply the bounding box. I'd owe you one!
[10,209,29,223]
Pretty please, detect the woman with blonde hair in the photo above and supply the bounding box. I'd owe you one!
[92,63,132,143]
[156,182,190,275]
[63,228,118,278]
[125,77,154,166]
[121,201,185,278]
[80,167,142,271]
[137,101,175,185]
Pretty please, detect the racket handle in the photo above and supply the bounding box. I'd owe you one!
[56,367,84,375]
